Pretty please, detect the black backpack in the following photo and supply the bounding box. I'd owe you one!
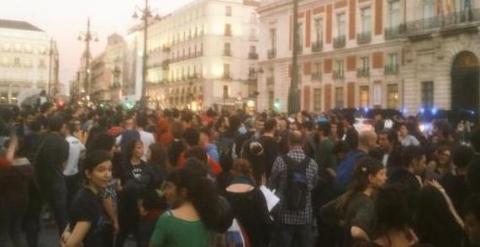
[282,155,310,211]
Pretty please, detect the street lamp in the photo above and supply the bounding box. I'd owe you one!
[132,0,160,108]
[78,18,98,96]
[288,0,301,114]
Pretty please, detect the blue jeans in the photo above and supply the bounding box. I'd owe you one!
[273,223,313,247]
[24,179,68,247]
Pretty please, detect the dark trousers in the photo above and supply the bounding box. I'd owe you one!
[273,223,313,247]
[0,205,28,247]
[65,173,81,210]
[24,179,68,247]
[139,218,157,247]
[115,193,140,247]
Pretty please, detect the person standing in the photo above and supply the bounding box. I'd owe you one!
[63,121,86,208]
[269,130,319,247]
[259,118,280,179]
[25,115,69,247]
[136,114,155,162]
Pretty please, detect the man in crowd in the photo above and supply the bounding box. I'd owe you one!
[269,130,318,247]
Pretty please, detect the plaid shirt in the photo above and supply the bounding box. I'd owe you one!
[269,147,319,225]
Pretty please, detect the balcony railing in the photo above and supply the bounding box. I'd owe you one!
[357,68,370,78]
[385,25,406,40]
[406,16,441,35]
[311,72,322,81]
[223,73,231,80]
[267,49,276,59]
[332,71,344,80]
[225,30,232,36]
[384,64,399,75]
[333,35,346,49]
[224,50,232,56]
[312,41,323,52]
[357,31,372,44]
[162,46,171,53]
[248,52,259,60]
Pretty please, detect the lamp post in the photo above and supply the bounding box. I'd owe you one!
[132,0,160,108]
[288,0,300,114]
[78,18,98,96]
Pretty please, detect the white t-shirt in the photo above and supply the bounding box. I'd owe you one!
[63,135,86,176]
[139,130,155,161]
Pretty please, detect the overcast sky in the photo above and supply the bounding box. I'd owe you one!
[0,0,195,88]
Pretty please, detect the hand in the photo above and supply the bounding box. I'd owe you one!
[326,168,337,178]
[60,230,71,246]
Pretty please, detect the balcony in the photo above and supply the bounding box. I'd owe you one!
[225,30,232,37]
[357,67,370,78]
[267,49,276,59]
[312,41,323,52]
[248,52,259,60]
[385,25,406,40]
[311,72,322,81]
[333,35,346,49]
[224,50,232,57]
[357,31,372,45]
[223,73,231,80]
[405,16,441,37]
[332,71,344,80]
[384,64,399,75]
[248,71,257,80]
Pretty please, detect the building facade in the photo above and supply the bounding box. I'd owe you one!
[144,0,260,110]
[258,0,480,114]
[0,19,59,104]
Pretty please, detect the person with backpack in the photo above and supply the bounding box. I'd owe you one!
[268,130,318,247]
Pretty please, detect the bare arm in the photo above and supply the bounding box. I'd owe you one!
[351,226,370,241]
[102,196,119,234]
[62,221,91,247]
[427,180,464,229]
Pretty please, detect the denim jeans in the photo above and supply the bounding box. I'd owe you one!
[24,179,68,247]
[273,223,313,247]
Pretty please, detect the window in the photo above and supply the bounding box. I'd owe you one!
[335,60,345,78]
[268,91,274,111]
[226,6,232,16]
[223,64,230,78]
[223,85,229,99]
[270,28,277,49]
[421,81,434,108]
[424,0,435,18]
[361,56,370,70]
[313,62,322,79]
[0,92,7,104]
[335,87,344,108]
[387,84,399,108]
[359,86,370,107]
[337,13,346,37]
[388,0,401,28]
[313,89,322,112]
[314,18,324,43]
[360,7,372,33]
[14,57,20,66]
[388,53,398,67]
[249,46,256,54]
[11,92,18,104]
[225,24,232,36]
[224,43,231,56]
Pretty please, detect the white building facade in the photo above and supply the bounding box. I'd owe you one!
[0,19,58,104]
[258,0,480,115]
[144,0,260,110]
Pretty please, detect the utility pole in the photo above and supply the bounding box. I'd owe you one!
[78,18,97,96]
[288,0,300,114]
[47,38,53,95]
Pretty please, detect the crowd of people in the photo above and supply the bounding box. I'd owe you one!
[0,101,480,247]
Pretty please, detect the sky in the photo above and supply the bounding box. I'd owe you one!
[0,0,195,90]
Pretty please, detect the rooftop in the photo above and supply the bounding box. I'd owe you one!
[0,19,43,32]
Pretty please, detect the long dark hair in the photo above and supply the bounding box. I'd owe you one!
[374,185,411,237]
[166,168,220,230]
[148,143,168,173]
[336,157,385,215]
[125,139,143,161]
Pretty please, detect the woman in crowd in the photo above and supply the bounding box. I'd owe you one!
[116,139,146,247]
[224,159,271,246]
[335,157,387,245]
[415,181,464,247]
[149,167,221,247]
[60,150,112,247]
